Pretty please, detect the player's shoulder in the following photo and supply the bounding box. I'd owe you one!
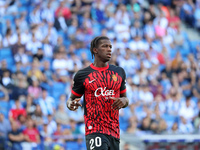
[76,65,91,74]
[109,64,125,72]
[74,65,92,78]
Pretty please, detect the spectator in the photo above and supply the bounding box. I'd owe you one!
[181,0,195,27]
[2,28,17,48]
[20,29,32,45]
[179,96,195,122]
[165,90,180,116]
[130,21,143,38]
[138,85,154,105]
[0,84,9,101]
[45,114,57,135]
[11,72,28,99]
[194,2,200,32]
[55,1,72,21]
[25,94,37,116]
[114,19,130,41]
[41,1,55,24]
[33,47,44,62]
[194,111,200,133]
[69,119,81,135]
[26,34,42,55]
[168,9,180,30]
[40,121,53,144]
[139,116,151,132]
[41,60,54,84]
[9,99,26,122]
[115,4,130,26]
[179,117,194,134]
[53,123,64,143]
[22,118,40,150]
[55,104,70,125]
[27,59,44,82]
[144,19,155,40]
[14,46,29,67]
[11,34,26,56]
[8,120,24,150]
[17,14,29,33]
[27,78,42,100]
[17,114,27,131]
[32,104,43,126]
[168,122,180,134]
[29,4,42,25]
[192,78,200,99]
[52,51,69,75]
[0,112,11,149]
[0,69,13,89]
[123,142,131,150]
[127,115,139,134]
[38,88,55,116]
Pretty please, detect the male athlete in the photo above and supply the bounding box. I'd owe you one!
[67,36,129,150]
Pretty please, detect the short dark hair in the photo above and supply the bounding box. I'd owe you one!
[90,36,110,59]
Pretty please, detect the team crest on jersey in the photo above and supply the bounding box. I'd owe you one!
[112,74,117,81]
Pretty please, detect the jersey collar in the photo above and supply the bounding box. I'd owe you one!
[90,63,109,71]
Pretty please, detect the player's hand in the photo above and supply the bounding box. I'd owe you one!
[110,97,127,110]
[67,98,82,111]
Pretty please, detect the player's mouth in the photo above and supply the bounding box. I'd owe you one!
[107,53,111,58]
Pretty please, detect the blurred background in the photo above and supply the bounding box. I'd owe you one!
[0,0,200,150]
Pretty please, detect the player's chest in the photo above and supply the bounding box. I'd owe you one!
[83,71,122,94]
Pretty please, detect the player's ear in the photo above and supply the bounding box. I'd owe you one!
[93,47,98,54]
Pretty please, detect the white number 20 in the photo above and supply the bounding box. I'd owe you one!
[89,137,102,150]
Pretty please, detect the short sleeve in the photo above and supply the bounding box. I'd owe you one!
[120,68,126,94]
[71,71,84,97]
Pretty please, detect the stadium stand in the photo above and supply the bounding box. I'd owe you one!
[0,0,200,149]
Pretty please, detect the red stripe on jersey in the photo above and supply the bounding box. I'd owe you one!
[72,90,82,97]
[120,89,126,94]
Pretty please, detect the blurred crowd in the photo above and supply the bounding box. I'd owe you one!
[0,0,200,149]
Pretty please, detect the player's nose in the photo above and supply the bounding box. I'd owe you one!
[107,47,112,52]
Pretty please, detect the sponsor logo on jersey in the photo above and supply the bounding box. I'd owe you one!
[112,74,117,81]
[94,87,115,97]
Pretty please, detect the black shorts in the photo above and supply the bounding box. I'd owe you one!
[86,133,120,150]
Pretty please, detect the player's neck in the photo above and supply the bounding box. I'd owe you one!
[93,60,108,68]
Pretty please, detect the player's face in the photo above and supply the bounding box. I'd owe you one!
[95,39,112,62]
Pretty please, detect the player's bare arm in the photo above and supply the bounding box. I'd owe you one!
[67,94,82,111]
[110,92,129,110]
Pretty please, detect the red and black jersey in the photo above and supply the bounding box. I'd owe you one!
[71,63,126,139]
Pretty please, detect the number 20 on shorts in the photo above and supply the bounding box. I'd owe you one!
[89,137,102,150]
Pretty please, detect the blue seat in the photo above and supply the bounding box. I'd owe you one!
[51,82,66,100]
[40,82,51,94]
[66,141,79,150]
[0,48,12,59]
[0,48,14,68]
[119,116,129,131]
[8,100,15,110]
[189,40,199,54]
[0,101,9,118]
[0,91,5,98]
[6,57,14,68]
[2,15,14,22]
[170,49,177,59]
[79,141,87,150]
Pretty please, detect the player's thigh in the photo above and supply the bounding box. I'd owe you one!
[109,136,120,150]
[86,133,109,150]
